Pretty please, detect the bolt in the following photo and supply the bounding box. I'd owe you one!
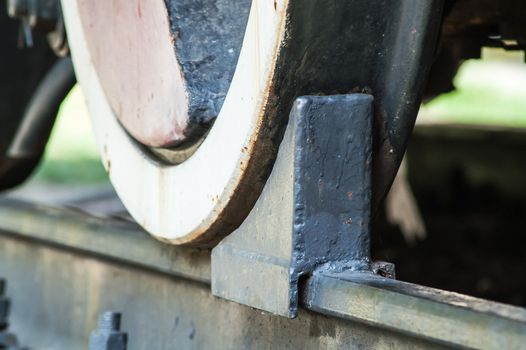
[98,312,121,332]
[90,311,127,350]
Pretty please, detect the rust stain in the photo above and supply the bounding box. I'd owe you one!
[211,195,220,204]
[105,160,111,174]
[102,144,111,174]
[347,191,353,199]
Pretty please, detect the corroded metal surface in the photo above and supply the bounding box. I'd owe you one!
[163,0,251,135]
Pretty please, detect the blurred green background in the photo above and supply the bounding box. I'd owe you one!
[31,48,526,185]
[421,48,526,126]
[32,85,109,184]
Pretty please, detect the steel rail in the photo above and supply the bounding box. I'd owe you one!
[0,198,211,284]
[0,198,525,349]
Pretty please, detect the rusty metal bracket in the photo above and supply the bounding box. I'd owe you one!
[212,94,380,317]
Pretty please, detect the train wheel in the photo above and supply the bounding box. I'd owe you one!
[62,0,443,246]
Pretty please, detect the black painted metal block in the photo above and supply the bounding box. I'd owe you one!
[212,94,374,317]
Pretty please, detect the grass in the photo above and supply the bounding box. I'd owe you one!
[31,48,526,184]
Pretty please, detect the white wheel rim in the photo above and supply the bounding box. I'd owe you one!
[62,0,288,244]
